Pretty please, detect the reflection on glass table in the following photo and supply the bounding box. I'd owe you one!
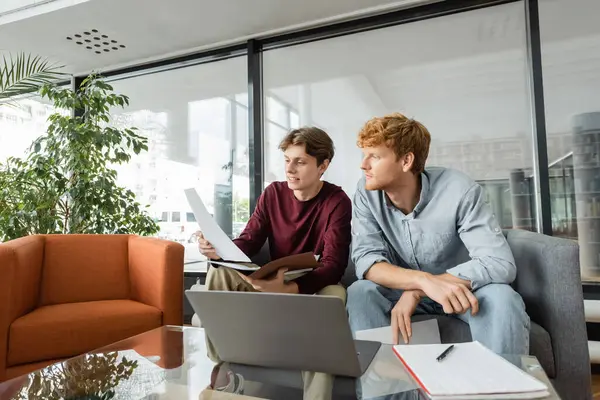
[0,326,559,400]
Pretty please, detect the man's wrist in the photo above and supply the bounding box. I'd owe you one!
[414,271,433,292]
[439,273,472,289]
[404,289,424,299]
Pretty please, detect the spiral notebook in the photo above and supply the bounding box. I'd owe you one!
[392,341,549,399]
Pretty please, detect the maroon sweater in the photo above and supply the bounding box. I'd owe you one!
[233,181,352,294]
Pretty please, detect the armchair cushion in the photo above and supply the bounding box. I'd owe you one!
[39,235,130,306]
[7,299,161,366]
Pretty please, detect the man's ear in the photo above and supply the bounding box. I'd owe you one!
[318,159,330,175]
[401,153,415,173]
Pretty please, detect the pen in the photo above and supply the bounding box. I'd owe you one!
[436,345,454,362]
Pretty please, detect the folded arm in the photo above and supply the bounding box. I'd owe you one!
[446,184,516,291]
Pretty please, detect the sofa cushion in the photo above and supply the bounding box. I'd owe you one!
[39,234,131,306]
[411,315,555,378]
[8,299,161,366]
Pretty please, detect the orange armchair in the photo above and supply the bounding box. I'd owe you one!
[0,234,184,382]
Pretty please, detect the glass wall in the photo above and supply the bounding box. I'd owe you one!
[263,2,536,230]
[0,97,58,164]
[540,0,600,281]
[108,56,250,261]
[3,0,598,285]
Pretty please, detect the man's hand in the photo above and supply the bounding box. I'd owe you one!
[392,290,422,345]
[419,274,479,315]
[237,268,299,294]
[196,231,220,260]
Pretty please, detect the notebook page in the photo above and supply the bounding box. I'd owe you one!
[428,390,550,400]
[392,341,547,397]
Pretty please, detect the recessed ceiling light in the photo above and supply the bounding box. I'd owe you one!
[66,29,126,55]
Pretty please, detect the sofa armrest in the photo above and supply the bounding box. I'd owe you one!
[507,229,591,399]
[128,236,184,326]
[0,235,45,380]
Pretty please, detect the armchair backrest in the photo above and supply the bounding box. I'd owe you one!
[39,234,131,306]
[504,229,589,398]
[503,229,581,327]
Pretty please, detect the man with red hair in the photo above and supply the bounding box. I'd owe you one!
[346,112,530,355]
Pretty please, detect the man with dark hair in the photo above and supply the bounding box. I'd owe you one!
[197,126,352,400]
[347,112,530,356]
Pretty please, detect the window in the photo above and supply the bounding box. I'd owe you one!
[0,97,58,164]
[263,2,536,230]
[108,56,250,247]
[540,0,600,281]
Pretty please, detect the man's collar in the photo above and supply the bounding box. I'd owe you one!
[413,171,430,216]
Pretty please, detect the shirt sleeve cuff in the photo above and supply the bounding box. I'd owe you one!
[355,253,390,280]
[446,261,490,291]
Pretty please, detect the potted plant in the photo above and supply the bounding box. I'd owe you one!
[0,74,159,241]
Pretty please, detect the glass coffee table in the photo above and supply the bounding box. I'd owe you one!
[0,326,560,400]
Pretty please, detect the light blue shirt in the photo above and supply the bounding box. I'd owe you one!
[351,167,516,290]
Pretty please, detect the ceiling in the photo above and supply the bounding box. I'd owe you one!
[0,0,437,76]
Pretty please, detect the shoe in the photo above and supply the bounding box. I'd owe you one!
[211,364,245,394]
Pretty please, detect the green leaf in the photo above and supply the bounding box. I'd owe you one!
[0,53,66,104]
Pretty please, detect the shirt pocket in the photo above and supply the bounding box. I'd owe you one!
[410,221,457,268]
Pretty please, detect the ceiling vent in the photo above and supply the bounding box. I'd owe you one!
[66,29,125,55]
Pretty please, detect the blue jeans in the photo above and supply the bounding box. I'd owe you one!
[346,280,530,355]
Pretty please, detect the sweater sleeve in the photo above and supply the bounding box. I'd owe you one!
[233,187,271,258]
[293,194,352,294]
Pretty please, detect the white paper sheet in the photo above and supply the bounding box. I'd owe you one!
[184,188,250,263]
[356,318,441,345]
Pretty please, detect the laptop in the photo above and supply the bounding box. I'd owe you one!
[185,290,381,377]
